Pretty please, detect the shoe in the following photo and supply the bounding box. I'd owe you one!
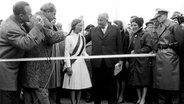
[118,99,126,103]
[86,97,93,103]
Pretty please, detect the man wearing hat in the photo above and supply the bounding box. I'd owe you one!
[152,8,180,104]
[145,20,154,32]
[170,11,184,104]
[170,11,183,23]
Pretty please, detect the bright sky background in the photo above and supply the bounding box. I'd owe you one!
[0,0,184,31]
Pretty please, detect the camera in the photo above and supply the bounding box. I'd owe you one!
[176,15,184,25]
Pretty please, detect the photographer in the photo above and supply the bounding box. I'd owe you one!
[20,2,66,104]
[171,11,184,104]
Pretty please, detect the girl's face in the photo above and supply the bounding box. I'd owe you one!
[74,22,83,33]
[131,22,139,33]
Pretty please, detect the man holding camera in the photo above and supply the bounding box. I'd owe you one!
[20,2,66,104]
[170,11,184,104]
[0,1,45,104]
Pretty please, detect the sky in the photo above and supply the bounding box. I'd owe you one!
[0,0,184,31]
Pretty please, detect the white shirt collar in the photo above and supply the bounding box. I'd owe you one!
[101,23,108,34]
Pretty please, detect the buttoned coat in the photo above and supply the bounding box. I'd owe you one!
[85,24,122,100]
[128,29,152,86]
[85,24,123,68]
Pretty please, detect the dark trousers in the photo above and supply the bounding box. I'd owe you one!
[23,87,50,104]
[0,90,20,104]
[93,60,117,104]
[180,90,184,104]
[49,89,56,104]
[157,89,180,104]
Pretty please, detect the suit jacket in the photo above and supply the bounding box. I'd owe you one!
[0,15,44,91]
[85,24,122,68]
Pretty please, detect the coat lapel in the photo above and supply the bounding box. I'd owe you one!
[157,24,166,37]
[103,25,112,39]
[156,20,170,38]
[11,15,27,33]
[97,27,104,39]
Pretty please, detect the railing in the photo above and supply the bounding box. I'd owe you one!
[0,54,156,62]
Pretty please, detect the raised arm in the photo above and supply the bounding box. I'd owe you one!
[42,27,66,45]
[7,24,44,50]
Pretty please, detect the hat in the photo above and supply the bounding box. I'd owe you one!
[156,8,168,14]
[171,11,182,19]
[152,8,169,20]
[85,24,95,31]
[145,21,154,26]
[131,17,144,27]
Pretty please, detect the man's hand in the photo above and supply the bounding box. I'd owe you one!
[31,15,44,27]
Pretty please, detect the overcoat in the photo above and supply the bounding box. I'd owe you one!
[153,19,180,90]
[21,12,65,88]
[128,29,152,86]
[0,15,44,91]
[85,24,122,99]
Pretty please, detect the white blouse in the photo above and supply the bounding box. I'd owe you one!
[64,32,88,68]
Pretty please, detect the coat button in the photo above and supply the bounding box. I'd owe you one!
[35,37,38,40]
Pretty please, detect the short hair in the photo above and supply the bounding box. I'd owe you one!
[131,17,144,27]
[13,1,30,16]
[98,12,109,21]
[113,20,123,30]
[40,2,56,12]
[130,16,138,19]
[85,24,95,31]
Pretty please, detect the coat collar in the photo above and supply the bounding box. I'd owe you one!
[35,11,52,29]
[10,15,27,32]
[128,29,143,49]
[156,19,171,36]
[97,24,112,39]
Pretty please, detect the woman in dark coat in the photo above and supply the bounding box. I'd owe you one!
[128,17,152,104]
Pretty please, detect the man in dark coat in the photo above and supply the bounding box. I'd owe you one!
[170,12,184,104]
[85,13,123,104]
[0,1,45,104]
[20,2,65,104]
[153,8,180,104]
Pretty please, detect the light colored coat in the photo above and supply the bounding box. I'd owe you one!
[0,15,44,91]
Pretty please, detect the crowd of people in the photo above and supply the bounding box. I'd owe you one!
[0,1,184,104]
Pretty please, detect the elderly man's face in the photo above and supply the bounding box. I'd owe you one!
[46,9,56,22]
[97,16,107,28]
